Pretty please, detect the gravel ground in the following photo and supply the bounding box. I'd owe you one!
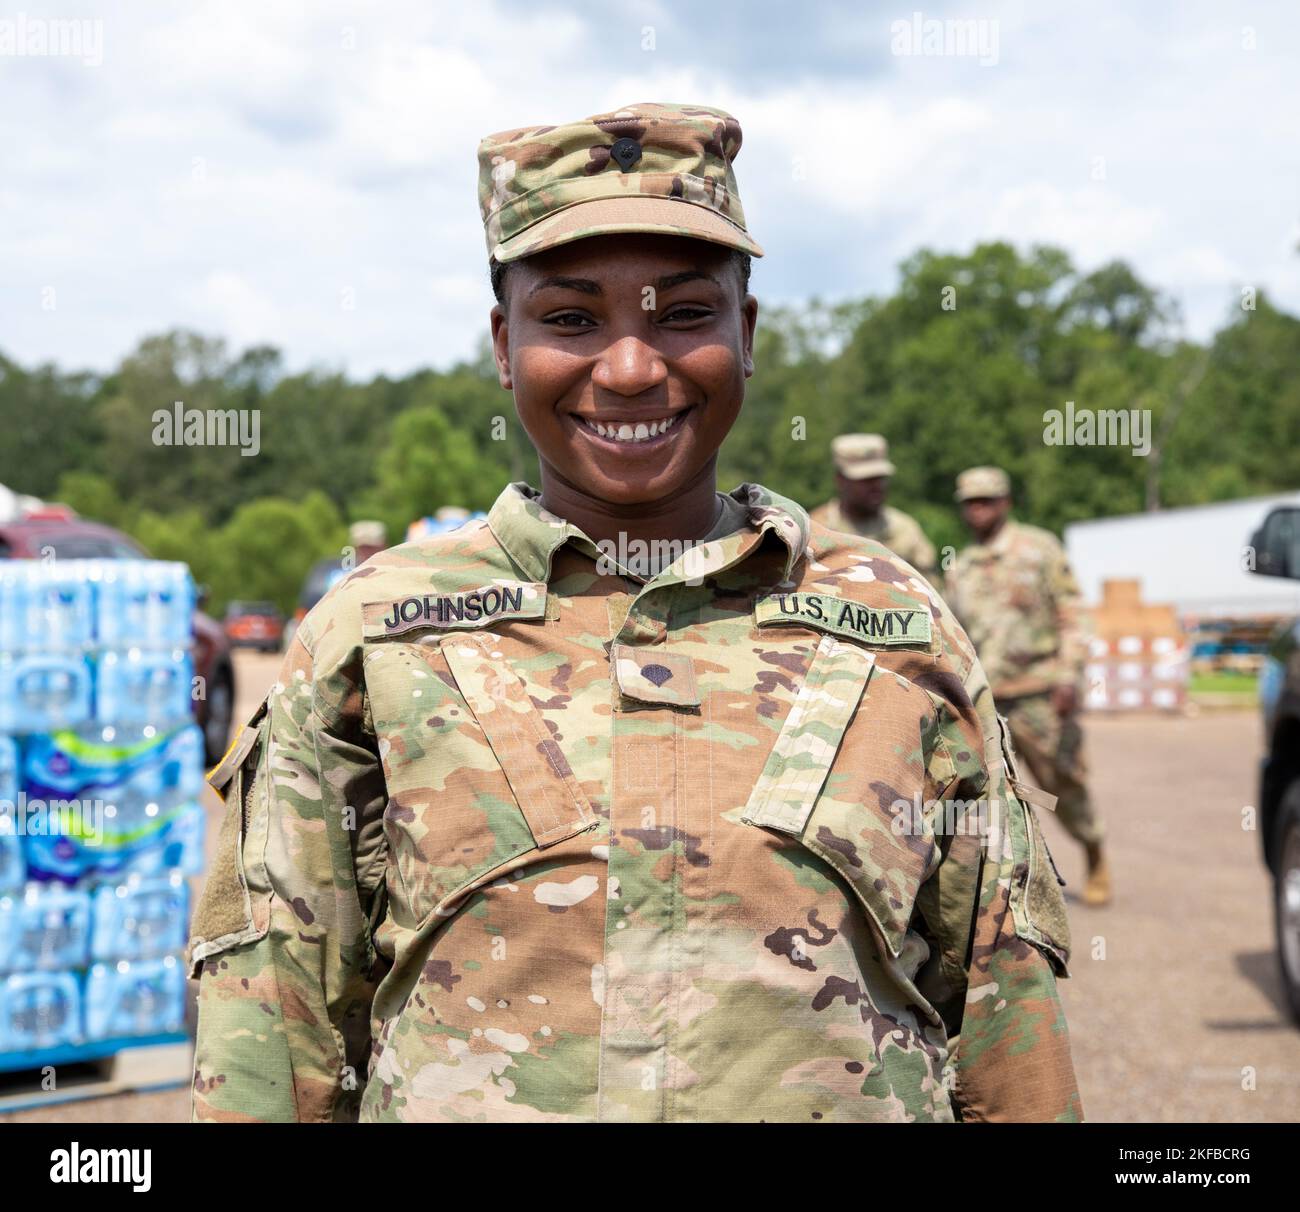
[5,652,1296,1123]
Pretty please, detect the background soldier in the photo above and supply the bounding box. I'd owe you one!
[810,434,937,575]
[946,466,1110,907]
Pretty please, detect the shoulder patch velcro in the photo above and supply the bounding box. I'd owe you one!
[363,581,546,637]
[755,592,932,647]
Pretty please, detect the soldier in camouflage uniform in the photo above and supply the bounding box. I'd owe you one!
[811,434,937,576]
[189,103,1080,1123]
[945,467,1110,907]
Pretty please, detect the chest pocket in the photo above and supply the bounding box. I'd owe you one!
[364,630,597,926]
[741,633,938,960]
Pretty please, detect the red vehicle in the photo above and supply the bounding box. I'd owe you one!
[223,600,284,652]
[0,507,236,766]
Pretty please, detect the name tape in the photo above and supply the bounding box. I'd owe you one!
[367,582,546,636]
[755,592,932,647]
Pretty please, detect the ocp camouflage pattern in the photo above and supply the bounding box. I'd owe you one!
[190,482,1081,1123]
[477,102,760,262]
[809,500,938,578]
[945,519,1087,699]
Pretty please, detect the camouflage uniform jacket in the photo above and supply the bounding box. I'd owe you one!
[945,521,1087,700]
[809,500,937,577]
[190,482,1079,1123]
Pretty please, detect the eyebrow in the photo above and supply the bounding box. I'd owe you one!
[528,275,601,298]
[526,269,722,298]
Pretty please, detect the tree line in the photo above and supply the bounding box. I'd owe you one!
[2,241,1296,615]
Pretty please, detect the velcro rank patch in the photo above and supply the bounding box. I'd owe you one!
[754,592,932,647]
[610,643,700,708]
[363,582,546,637]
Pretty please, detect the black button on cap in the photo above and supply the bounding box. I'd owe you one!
[610,137,642,171]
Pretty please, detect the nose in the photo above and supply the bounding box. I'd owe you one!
[590,334,668,398]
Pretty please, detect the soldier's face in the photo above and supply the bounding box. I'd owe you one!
[960,496,1011,538]
[838,473,888,514]
[490,233,757,505]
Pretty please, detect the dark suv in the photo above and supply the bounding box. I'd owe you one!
[1247,504,1300,1024]
[0,509,236,766]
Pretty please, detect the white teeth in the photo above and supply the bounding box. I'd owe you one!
[585,414,681,442]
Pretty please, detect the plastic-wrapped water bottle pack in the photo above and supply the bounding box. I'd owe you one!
[0,560,201,1058]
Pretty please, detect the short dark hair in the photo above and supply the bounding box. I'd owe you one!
[489,247,752,306]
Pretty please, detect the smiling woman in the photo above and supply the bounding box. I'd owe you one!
[190,101,1082,1125]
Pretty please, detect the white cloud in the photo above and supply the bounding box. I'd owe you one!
[1,0,1297,378]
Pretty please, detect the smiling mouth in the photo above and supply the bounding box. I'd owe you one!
[572,408,691,447]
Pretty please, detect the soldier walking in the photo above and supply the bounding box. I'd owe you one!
[946,466,1111,907]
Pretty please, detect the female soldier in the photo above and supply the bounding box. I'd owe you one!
[190,102,1080,1123]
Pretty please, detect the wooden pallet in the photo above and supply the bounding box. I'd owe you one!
[0,1034,191,1114]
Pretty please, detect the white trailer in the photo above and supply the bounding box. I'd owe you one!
[1065,492,1300,620]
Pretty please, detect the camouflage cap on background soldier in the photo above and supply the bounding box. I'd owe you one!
[348,519,387,549]
[477,102,765,264]
[811,434,937,576]
[954,465,1011,501]
[831,433,896,479]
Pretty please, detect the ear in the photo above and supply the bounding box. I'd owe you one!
[741,294,759,378]
[489,304,512,391]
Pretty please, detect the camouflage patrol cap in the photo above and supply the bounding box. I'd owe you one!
[477,102,764,264]
[832,434,895,480]
[349,520,387,548]
[954,466,1011,501]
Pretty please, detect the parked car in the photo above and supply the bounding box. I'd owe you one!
[1247,504,1300,1024]
[223,600,284,652]
[0,507,236,766]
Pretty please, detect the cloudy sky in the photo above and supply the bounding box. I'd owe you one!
[2,0,1297,377]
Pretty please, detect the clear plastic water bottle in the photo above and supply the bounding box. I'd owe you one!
[85,956,185,1040]
[0,653,94,734]
[90,873,188,963]
[96,561,194,650]
[0,971,82,1050]
[94,648,193,728]
[4,886,92,971]
[19,562,95,652]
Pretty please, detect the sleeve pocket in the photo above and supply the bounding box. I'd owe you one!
[187,701,273,976]
[995,715,1072,976]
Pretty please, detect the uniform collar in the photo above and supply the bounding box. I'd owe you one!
[487,481,810,586]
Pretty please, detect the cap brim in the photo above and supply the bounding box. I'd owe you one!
[954,488,1009,502]
[493,195,764,263]
[839,460,895,480]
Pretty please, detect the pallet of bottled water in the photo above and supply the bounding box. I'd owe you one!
[0,560,201,1067]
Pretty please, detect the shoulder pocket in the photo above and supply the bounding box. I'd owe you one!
[440,633,596,847]
[188,701,272,975]
[996,717,1071,975]
[741,634,935,959]
[365,629,598,928]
